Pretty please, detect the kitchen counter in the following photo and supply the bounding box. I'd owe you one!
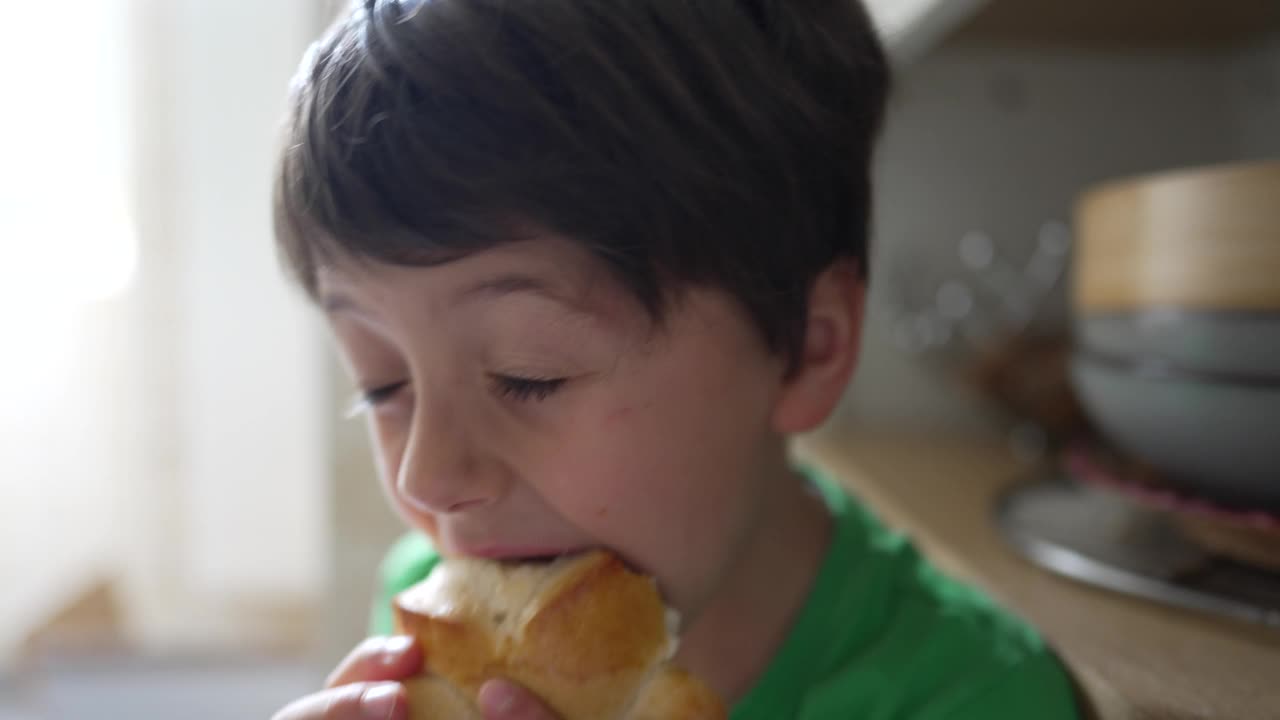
[795,430,1280,720]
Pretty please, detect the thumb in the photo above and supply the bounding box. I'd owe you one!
[478,678,560,720]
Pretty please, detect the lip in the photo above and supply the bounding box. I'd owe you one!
[454,544,591,561]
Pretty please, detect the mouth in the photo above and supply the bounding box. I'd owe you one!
[459,545,649,575]
[458,545,590,564]
[498,552,573,566]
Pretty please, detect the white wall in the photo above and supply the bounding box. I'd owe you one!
[168,0,329,606]
[1,0,335,664]
[126,0,331,650]
[1227,37,1280,159]
[842,48,1249,431]
[0,0,139,661]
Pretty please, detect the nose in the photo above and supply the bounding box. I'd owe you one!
[395,395,500,515]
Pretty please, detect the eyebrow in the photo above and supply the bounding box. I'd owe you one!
[319,272,593,317]
[454,273,599,320]
[455,273,560,304]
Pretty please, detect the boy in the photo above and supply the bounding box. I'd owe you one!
[271,0,1080,718]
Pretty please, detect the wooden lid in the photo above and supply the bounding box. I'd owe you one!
[1073,159,1280,312]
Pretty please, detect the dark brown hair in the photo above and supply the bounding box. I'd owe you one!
[275,0,889,361]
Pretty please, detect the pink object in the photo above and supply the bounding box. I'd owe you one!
[1065,445,1280,535]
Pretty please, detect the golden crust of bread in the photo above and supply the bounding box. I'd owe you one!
[401,676,481,720]
[392,550,725,720]
[624,667,729,720]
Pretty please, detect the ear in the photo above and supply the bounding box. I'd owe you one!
[770,260,866,434]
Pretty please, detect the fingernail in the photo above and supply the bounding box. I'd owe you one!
[361,682,402,720]
[478,679,518,716]
[380,636,414,666]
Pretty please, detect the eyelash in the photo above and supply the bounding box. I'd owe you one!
[347,374,566,417]
[491,375,567,403]
[346,381,407,418]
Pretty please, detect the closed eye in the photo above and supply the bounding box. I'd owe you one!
[345,380,408,418]
[491,375,566,402]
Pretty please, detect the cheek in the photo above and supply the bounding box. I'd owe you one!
[366,414,442,538]
[366,416,401,488]
[542,360,776,567]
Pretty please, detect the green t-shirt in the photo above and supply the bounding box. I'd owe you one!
[370,468,1079,720]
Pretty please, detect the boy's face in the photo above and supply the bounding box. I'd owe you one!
[321,234,796,616]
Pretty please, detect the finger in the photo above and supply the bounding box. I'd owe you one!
[478,678,561,720]
[272,682,407,720]
[326,636,423,688]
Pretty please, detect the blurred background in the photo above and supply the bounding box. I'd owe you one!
[1,0,1276,717]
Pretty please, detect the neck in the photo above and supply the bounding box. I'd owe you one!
[674,461,833,705]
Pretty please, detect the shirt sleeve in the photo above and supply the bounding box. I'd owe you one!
[368,532,440,636]
[926,650,1081,720]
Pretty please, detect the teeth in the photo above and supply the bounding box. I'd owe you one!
[665,608,681,635]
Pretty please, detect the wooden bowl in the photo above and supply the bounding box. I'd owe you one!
[1073,159,1280,313]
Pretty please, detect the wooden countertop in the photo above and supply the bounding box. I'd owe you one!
[795,430,1280,720]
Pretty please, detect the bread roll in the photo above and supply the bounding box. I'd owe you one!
[392,550,726,719]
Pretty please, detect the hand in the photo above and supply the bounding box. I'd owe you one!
[476,678,563,720]
[270,635,561,720]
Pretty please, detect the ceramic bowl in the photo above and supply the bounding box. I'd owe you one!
[1076,310,1280,380]
[1071,352,1280,510]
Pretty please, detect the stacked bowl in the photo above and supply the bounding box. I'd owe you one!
[1071,159,1280,511]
